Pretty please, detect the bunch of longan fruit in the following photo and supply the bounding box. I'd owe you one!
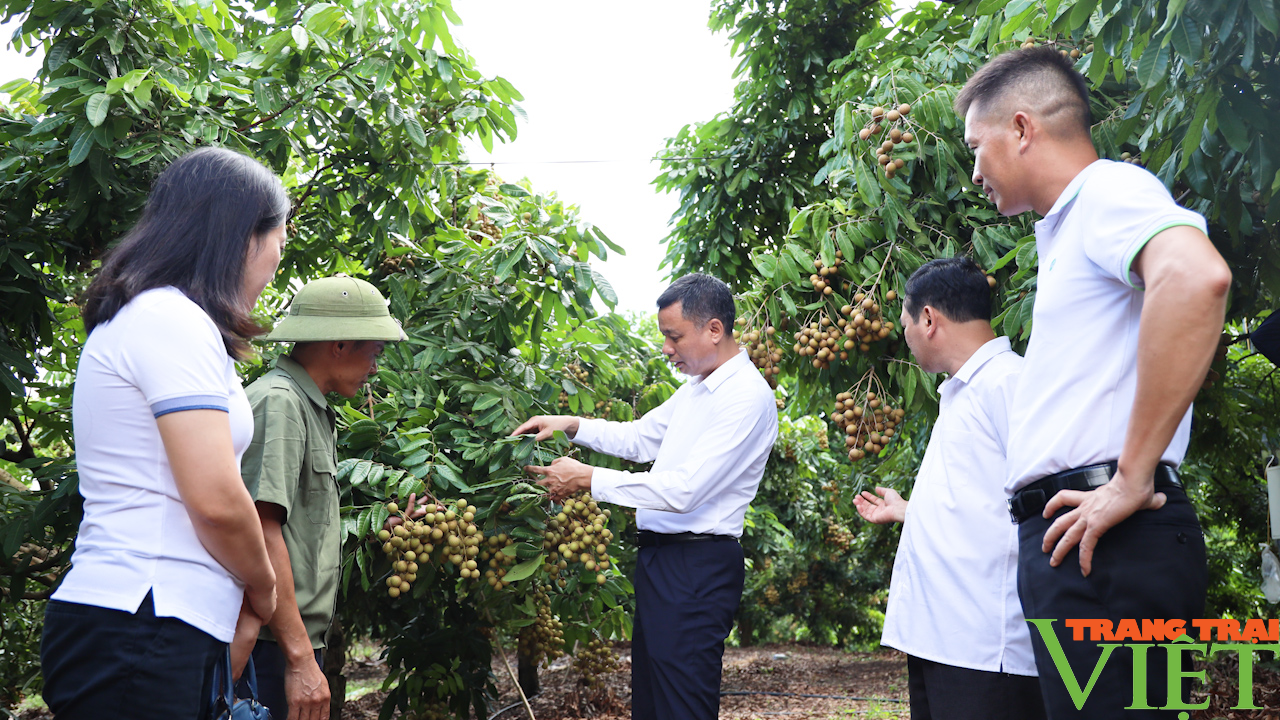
[824,517,855,553]
[859,104,914,180]
[377,498,491,598]
[573,637,619,689]
[832,390,905,462]
[842,291,897,352]
[809,251,846,295]
[733,318,783,387]
[518,585,566,667]
[541,492,614,587]
[793,314,848,370]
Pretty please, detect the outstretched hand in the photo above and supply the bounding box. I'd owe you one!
[1040,468,1166,576]
[853,486,908,525]
[510,415,580,442]
[526,456,593,502]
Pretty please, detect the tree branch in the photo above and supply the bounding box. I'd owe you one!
[236,56,363,133]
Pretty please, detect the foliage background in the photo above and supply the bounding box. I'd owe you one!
[2,0,1279,715]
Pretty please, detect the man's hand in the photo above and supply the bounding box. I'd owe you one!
[382,492,428,533]
[526,456,593,502]
[511,415,581,441]
[284,654,331,720]
[853,487,908,524]
[1041,468,1166,576]
[230,597,264,682]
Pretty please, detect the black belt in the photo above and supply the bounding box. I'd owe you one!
[1008,461,1182,524]
[636,530,737,547]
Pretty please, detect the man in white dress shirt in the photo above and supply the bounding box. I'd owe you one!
[956,47,1230,717]
[515,273,779,720]
[855,257,1043,720]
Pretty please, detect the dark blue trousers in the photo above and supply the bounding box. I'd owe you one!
[631,539,744,720]
[234,639,324,720]
[40,592,224,720]
[1017,487,1207,719]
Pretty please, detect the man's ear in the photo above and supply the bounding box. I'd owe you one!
[1013,111,1033,153]
[706,317,724,343]
[922,306,939,338]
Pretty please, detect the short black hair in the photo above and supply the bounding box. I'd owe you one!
[954,46,1092,136]
[83,146,290,359]
[656,273,735,329]
[903,257,992,323]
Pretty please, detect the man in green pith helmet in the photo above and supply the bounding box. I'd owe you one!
[233,276,405,720]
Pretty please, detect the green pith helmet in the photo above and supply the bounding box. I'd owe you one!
[265,276,406,343]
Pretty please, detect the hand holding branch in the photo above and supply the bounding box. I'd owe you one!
[510,415,580,441]
[526,457,593,502]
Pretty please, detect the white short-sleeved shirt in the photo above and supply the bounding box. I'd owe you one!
[1005,160,1208,493]
[881,337,1036,676]
[56,287,253,642]
[572,350,778,536]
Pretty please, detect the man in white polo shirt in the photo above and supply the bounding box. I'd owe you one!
[955,47,1231,717]
[855,257,1042,719]
[513,273,778,720]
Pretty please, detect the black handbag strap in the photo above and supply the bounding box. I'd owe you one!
[212,647,263,715]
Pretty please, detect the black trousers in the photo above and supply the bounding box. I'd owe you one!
[40,592,224,720]
[907,655,1046,720]
[1017,487,1207,719]
[631,539,744,720]
[234,639,325,720]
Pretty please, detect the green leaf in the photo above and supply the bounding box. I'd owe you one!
[1169,12,1203,61]
[974,0,1008,14]
[291,25,310,52]
[403,114,427,147]
[1248,0,1280,35]
[85,94,110,127]
[503,554,545,583]
[1135,40,1169,90]
[67,131,94,166]
[854,159,882,208]
[192,24,218,56]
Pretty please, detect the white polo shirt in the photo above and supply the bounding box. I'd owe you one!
[572,349,778,536]
[57,287,253,642]
[1005,160,1208,493]
[881,337,1036,676]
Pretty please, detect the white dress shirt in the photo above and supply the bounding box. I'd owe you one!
[881,337,1037,676]
[1005,160,1207,492]
[572,349,778,536]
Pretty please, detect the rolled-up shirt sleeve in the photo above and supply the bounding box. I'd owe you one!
[585,390,774,513]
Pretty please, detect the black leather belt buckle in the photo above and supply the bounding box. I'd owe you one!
[1008,488,1047,524]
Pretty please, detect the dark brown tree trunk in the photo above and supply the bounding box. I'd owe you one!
[324,619,348,720]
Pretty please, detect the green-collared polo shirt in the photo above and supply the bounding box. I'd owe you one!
[241,355,341,649]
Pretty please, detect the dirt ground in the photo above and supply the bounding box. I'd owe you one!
[15,641,1280,719]
[337,642,1280,720]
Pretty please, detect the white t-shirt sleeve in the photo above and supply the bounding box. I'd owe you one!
[1081,164,1208,288]
[116,294,233,417]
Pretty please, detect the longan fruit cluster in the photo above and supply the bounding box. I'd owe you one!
[859,104,914,180]
[786,570,809,593]
[843,291,896,350]
[809,252,845,295]
[542,492,613,588]
[763,584,780,605]
[415,702,450,720]
[377,498,488,597]
[573,637,619,689]
[824,517,855,553]
[832,390,905,462]
[518,586,565,667]
[1018,38,1087,58]
[733,318,783,388]
[480,532,518,590]
[793,315,848,370]
[1120,152,1143,167]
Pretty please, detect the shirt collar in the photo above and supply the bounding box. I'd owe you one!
[275,355,330,411]
[698,349,753,393]
[947,336,1013,388]
[1041,159,1112,221]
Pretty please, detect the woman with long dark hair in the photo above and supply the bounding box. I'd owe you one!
[41,146,287,719]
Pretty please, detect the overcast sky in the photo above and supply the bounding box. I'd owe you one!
[0,5,740,314]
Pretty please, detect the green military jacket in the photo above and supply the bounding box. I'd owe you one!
[241,355,341,649]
